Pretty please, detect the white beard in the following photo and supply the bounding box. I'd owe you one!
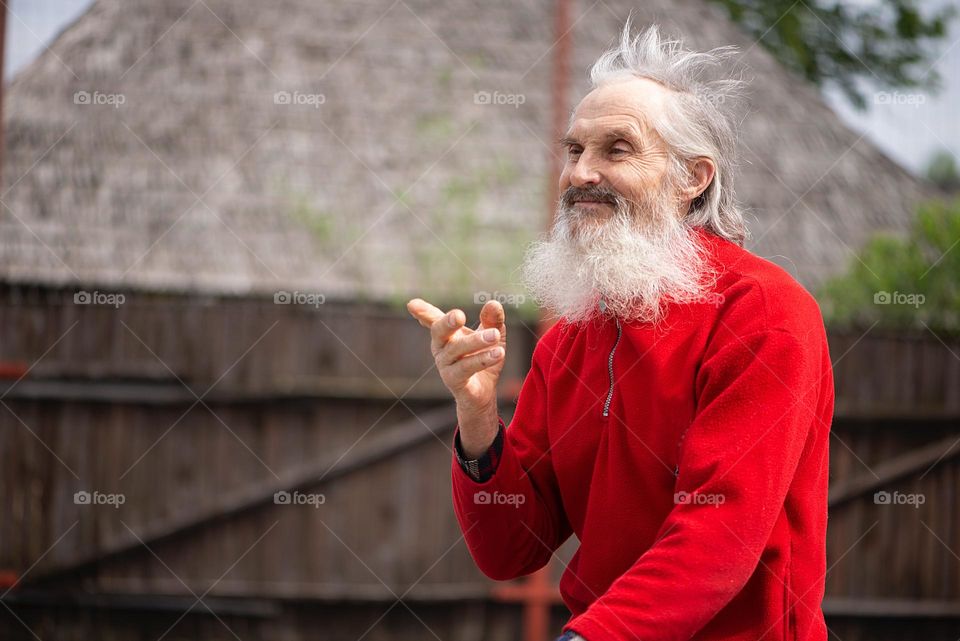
[520,180,716,326]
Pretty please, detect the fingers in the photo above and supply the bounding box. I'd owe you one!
[431,308,466,354]
[406,298,444,328]
[407,297,507,395]
[437,325,501,367]
[406,299,470,354]
[445,345,504,383]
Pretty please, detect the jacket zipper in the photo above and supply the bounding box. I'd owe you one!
[602,316,622,417]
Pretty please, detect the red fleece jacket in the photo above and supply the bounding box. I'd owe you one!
[450,226,833,641]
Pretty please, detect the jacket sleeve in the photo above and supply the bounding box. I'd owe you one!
[450,330,573,581]
[564,326,829,641]
[453,418,505,482]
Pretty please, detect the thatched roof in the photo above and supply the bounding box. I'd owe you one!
[0,0,939,301]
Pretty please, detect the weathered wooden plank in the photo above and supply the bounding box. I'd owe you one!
[23,404,458,584]
[823,597,960,618]
[2,589,282,617]
[829,432,960,507]
[0,377,455,404]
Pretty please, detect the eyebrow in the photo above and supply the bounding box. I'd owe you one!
[558,127,641,148]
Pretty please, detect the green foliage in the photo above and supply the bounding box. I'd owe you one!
[818,198,960,333]
[710,0,955,109]
[926,149,960,191]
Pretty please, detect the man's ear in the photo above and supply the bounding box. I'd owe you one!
[680,157,715,203]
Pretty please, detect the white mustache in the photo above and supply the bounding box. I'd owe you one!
[521,183,716,325]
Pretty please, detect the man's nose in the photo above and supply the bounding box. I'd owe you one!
[569,153,601,187]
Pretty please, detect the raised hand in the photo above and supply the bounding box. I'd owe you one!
[407,297,507,457]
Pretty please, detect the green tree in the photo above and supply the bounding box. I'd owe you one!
[711,0,955,109]
[925,149,960,191]
[818,198,960,333]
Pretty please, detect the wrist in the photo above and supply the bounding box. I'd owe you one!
[453,393,496,414]
[455,400,499,459]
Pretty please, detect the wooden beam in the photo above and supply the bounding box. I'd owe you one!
[0,590,281,618]
[24,404,462,584]
[823,596,960,618]
[9,591,960,619]
[93,577,494,603]
[833,402,960,421]
[0,377,524,405]
[828,432,960,508]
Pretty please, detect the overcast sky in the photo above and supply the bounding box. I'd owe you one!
[4,0,958,176]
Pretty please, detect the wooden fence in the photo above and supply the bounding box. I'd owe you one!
[0,283,958,640]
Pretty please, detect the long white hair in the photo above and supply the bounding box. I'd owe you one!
[587,17,750,246]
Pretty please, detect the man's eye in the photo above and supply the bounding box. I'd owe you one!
[611,147,629,155]
[567,146,582,156]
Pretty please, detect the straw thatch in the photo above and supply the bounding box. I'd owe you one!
[0,0,939,300]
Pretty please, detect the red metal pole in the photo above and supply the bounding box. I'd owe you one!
[0,0,6,182]
[530,2,573,637]
[500,3,575,641]
[525,567,554,641]
[547,0,572,224]
[490,4,573,640]
[541,0,573,339]
[0,4,19,595]
[490,570,565,641]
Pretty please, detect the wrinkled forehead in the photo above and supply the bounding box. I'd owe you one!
[565,76,673,144]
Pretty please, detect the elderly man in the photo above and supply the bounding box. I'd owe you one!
[408,19,832,641]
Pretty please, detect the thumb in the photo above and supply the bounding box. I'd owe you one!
[479,299,506,344]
